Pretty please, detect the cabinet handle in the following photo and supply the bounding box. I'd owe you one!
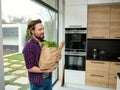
[91,61,104,64]
[114,76,117,79]
[90,74,104,77]
[115,63,120,65]
[92,36,105,39]
[115,37,120,38]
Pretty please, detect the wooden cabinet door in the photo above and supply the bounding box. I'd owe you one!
[88,6,95,23]
[87,5,110,23]
[86,73,109,88]
[111,5,120,22]
[110,5,120,39]
[86,60,109,74]
[110,62,120,75]
[109,75,117,89]
[109,62,120,89]
[87,5,110,39]
[94,5,110,23]
[110,22,120,39]
[87,22,110,39]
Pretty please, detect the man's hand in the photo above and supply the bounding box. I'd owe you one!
[46,63,58,73]
[55,54,62,61]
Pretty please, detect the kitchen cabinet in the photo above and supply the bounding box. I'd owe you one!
[87,5,110,39]
[87,22,110,39]
[87,4,120,39]
[86,60,120,89]
[65,70,85,85]
[65,0,87,28]
[88,0,112,4]
[110,23,120,39]
[85,60,109,87]
[111,5,120,22]
[109,62,120,88]
[88,5,110,23]
[86,73,109,87]
[65,5,87,28]
[110,5,120,39]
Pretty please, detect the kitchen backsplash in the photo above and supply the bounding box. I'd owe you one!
[87,39,120,60]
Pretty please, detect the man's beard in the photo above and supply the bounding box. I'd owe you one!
[34,34,44,42]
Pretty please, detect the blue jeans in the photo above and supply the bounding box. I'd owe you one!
[30,76,52,90]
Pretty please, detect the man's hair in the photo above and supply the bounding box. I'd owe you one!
[27,19,42,35]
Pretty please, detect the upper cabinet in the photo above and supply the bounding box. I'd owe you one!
[111,5,120,22]
[88,5,110,23]
[87,5,110,39]
[87,4,120,39]
[110,5,120,39]
[110,23,120,39]
[65,0,87,28]
[65,5,87,28]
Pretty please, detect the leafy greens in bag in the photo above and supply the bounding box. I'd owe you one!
[42,41,57,47]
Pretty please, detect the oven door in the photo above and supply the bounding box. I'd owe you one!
[65,53,86,71]
[65,33,86,52]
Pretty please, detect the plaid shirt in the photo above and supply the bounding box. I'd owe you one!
[22,37,46,85]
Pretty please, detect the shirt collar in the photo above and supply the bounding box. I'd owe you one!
[31,37,40,46]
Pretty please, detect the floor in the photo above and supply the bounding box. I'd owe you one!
[53,81,115,90]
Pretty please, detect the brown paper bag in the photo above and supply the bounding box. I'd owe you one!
[39,42,64,70]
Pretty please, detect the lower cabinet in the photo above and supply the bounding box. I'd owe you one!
[65,69,85,85]
[85,60,109,88]
[86,60,120,89]
[109,62,120,88]
[86,73,109,88]
[109,75,117,88]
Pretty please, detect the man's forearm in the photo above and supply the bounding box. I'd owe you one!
[28,66,49,73]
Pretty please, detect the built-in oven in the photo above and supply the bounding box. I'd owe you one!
[65,28,87,52]
[65,28,87,71]
[65,52,86,71]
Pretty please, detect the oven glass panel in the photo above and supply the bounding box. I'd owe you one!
[65,55,86,71]
[65,34,86,51]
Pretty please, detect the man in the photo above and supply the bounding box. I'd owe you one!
[22,19,61,90]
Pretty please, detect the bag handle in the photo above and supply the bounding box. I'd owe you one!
[59,41,65,49]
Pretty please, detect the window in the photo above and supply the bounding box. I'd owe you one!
[41,0,58,9]
[2,0,59,89]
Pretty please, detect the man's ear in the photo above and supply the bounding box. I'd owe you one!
[31,30,34,34]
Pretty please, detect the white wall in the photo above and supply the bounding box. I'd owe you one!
[0,0,5,89]
[58,0,65,82]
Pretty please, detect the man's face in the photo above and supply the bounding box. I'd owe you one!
[32,23,44,41]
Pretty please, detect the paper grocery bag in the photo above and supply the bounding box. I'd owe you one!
[39,42,64,70]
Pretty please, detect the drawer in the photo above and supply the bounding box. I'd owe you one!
[86,60,109,74]
[109,75,117,89]
[110,62,120,75]
[86,73,109,88]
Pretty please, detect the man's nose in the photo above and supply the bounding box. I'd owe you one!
[41,29,44,33]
